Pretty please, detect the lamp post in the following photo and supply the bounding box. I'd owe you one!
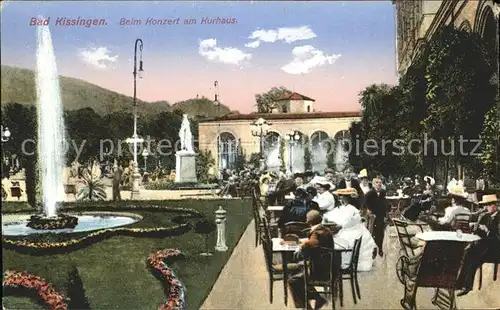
[250,118,271,171]
[214,80,222,178]
[285,130,301,174]
[142,149,149,171]
[1,126,11,143]
[129,38,144,199]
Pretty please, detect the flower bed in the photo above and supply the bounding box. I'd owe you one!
[2,206,205,255]
[3,270,68,310]
[147,249,187,310]
[27,214,78,230]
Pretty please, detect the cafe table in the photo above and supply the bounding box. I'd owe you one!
[272,237,350,306]
[415,231,480,242]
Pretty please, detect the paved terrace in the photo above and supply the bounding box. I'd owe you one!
[202,222,500,309]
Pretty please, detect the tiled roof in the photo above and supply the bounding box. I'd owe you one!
[274,92,315,102]
[199,111,361,123]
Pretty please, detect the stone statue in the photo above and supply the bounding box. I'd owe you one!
[179,114,194,153]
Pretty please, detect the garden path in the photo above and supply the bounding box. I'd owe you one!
[201,222,500,309]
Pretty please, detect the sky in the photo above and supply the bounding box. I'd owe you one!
[1,1,398,113]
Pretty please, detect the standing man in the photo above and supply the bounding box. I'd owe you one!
[112,165,122,201]
[365,177,388,258]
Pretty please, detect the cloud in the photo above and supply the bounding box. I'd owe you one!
[281,45,341,75]
[198,38,251,65]
[245,26,316,48]
[78,46,118,69]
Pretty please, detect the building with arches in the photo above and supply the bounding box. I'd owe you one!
[393,0,499,76]
[198,93,361,172]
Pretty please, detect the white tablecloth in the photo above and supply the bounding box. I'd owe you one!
[386,196,410,200]
[267,206,284,212]
[415,231,480,242]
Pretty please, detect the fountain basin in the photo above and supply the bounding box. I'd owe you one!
[2,212,143,236]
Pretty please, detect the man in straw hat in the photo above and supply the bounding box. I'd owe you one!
[456,194,500,296]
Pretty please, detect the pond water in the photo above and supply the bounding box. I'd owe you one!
[2,213,141,236]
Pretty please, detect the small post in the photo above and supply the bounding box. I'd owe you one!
[215,206,228,252]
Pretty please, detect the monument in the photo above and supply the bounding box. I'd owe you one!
[175,114,198,183]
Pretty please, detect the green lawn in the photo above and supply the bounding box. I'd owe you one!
[2,199,253,310]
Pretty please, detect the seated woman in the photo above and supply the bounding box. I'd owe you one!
[278,188,315,229]
[403,176,437,221]
[323,188,377,272]
[421,179,471,230]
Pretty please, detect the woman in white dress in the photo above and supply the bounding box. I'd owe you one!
[323,188,377,272]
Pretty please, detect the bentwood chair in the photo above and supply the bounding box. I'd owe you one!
[338,237,362,306]
[400,240,466,310]
[452,213,472,233]
[261,233,299,304]
[303,246,338,309]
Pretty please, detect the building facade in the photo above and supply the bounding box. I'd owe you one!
[393,0,499,75]
[198,93,361,173]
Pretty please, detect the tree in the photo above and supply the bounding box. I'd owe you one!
[422,26,496,177]
[480,98,500,186]
[196,150,215,183]
[234,140,245,171]
[1,103,37,207]
[303,136,312,172]
[254,86,292,113]
[326,138,336,170]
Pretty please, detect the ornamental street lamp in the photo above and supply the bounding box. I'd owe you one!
[285,130,301,173]
[142,148,149,171]
[250,118,271,171]
[1,126,11,143]
[214,80,221,179]
[129,38,144,199]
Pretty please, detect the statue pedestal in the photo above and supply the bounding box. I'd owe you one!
[175,151,197,183]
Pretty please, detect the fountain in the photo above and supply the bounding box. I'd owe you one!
[2,24,143,235]
[265,143,281,172]
[334,140,349,172]
[23,22,79,230]
[312,143,328,172]
[175,114,198,183]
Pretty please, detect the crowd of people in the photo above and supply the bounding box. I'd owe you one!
[233,165,500,308]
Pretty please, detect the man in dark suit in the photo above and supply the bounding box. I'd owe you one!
[365,177,389,257]
[112,166,122,201]
[456,195,500,296]
[288,210,334,309]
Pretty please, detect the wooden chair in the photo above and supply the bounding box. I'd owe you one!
[400,240,466,310]
[260,233,299,304]
[303,246,338,309]
[338,237,362,306]
[452,213,472,233]
[10,186,22,200]
[282,221,310,238]
[393,219,426,284]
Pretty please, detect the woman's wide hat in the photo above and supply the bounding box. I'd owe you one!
[447,179,468,198]
[358,169,368,179]
[423,176,435,186]
[334,188,359,198]
[478,194,499,205]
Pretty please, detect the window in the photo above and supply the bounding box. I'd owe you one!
[307,105,311,112]
[218,132,237,169]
